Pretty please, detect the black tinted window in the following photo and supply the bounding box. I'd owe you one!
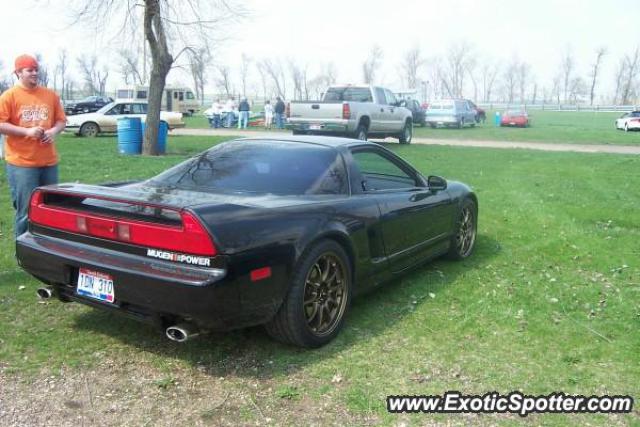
[352,150,416,190]
[150,141,348,195]
[324,87,373,102]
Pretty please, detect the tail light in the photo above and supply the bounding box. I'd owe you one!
[285,102,290,118]
[631,118,640,123]
[28,190,217,256]
[342,103,351,120]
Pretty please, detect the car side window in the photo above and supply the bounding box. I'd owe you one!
[352,150,418,191]
[132,104,146,114]
[375,88,387,105]
[107,104,123,115]
[384,90,397,106]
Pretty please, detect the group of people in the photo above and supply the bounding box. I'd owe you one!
[0,54,67,239]
[208,96,286,130]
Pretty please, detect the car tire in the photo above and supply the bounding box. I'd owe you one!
[79,122,100,138]
[355,124,368,141]
[265,240,352,348]
[446,198,478,260]
[457,119,463,129]
[398,121,412,144]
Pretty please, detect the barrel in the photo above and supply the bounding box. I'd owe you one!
[140,120,169,154]
[117,117,142,154]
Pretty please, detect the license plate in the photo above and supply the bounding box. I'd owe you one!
[77,268,115,303]
[510,122,516,125]
[309,124,322,130]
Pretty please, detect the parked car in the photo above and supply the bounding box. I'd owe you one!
[400,99,426,126]
[18,136,478,348]
[65,101,185,137]
[65,96,114,115]
[466,100,486,123]
[614,111,640,131]
[500,109,530,127]
[287,85,414,143]
[425,99,477,128]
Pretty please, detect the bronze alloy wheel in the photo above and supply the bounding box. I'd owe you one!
[455,205,476,258]
[303,252,348,337]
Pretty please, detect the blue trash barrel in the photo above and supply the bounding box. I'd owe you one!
[117,117,142,154]
[140,120,169,154]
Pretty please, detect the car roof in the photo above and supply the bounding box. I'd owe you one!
[236,135,376,149]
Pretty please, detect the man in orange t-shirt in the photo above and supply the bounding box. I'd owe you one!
[0,54,66,237]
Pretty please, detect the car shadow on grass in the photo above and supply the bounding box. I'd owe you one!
[71,234,500,379]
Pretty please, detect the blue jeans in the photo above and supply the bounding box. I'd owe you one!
[209,114,221,128]
[5,163,58,238]
[238,111,249,129]
[275,112,284,129]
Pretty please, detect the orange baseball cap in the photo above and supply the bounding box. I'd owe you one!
[14,54,39,72]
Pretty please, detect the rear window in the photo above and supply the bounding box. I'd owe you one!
[149,141,348,196]
[324,87,373,102]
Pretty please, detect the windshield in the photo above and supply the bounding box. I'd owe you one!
[148,140,348,196]
[324,87,373,102]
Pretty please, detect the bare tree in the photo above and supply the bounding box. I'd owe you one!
[362,44,383,84]
[239,53,251,98]
[589,47,607,105]
[0,60,10,94]
[620,47,640,105]
[288,59,307,100]
[551,74,562,104]
[502,58,519,103]
[480,61,499,102]
[560,48,574,103]
[71,0,245,155]
[517,62,530,103]
[188,46,211,104]
[77,55,108,95]
[443,42,474,97]
[612,58,627,104]
[34,53,49,87]
[55,50,69,101]
[399,46,423,89]
[255,60,269,100]
[465,56,478,101]
[259,58,286,99]
[118,49,145,85]
[215,64,233,97]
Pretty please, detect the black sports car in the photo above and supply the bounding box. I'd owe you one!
[17,137,478,348]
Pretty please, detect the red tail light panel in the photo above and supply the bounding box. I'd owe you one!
[28,190,217,256]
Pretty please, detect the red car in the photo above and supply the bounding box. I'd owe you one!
[500,109,529,127]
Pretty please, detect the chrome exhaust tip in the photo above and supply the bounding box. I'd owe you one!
[36,287,54,299]
[165,323,199,343]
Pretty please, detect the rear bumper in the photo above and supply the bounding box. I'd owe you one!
[287,121,350,134]
[16,232,287,331]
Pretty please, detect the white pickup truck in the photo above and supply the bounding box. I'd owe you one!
[286,85,413,143]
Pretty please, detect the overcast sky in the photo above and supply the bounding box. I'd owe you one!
[1,0,639,101]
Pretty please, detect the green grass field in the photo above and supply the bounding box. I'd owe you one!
[185,109,640,146]
[0,134,638,426]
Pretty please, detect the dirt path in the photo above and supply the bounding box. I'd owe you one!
[173,128,640,155]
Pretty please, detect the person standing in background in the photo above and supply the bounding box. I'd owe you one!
[274,97,285,129]
[0,54,66,238]
[225,96,237,127]
[238,98,250,129]
[210,99,223,128]
[264,100,273,129]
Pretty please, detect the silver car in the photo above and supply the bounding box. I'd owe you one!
[425,99,477,128]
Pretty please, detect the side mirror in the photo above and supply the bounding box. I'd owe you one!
[427,175,447,191]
